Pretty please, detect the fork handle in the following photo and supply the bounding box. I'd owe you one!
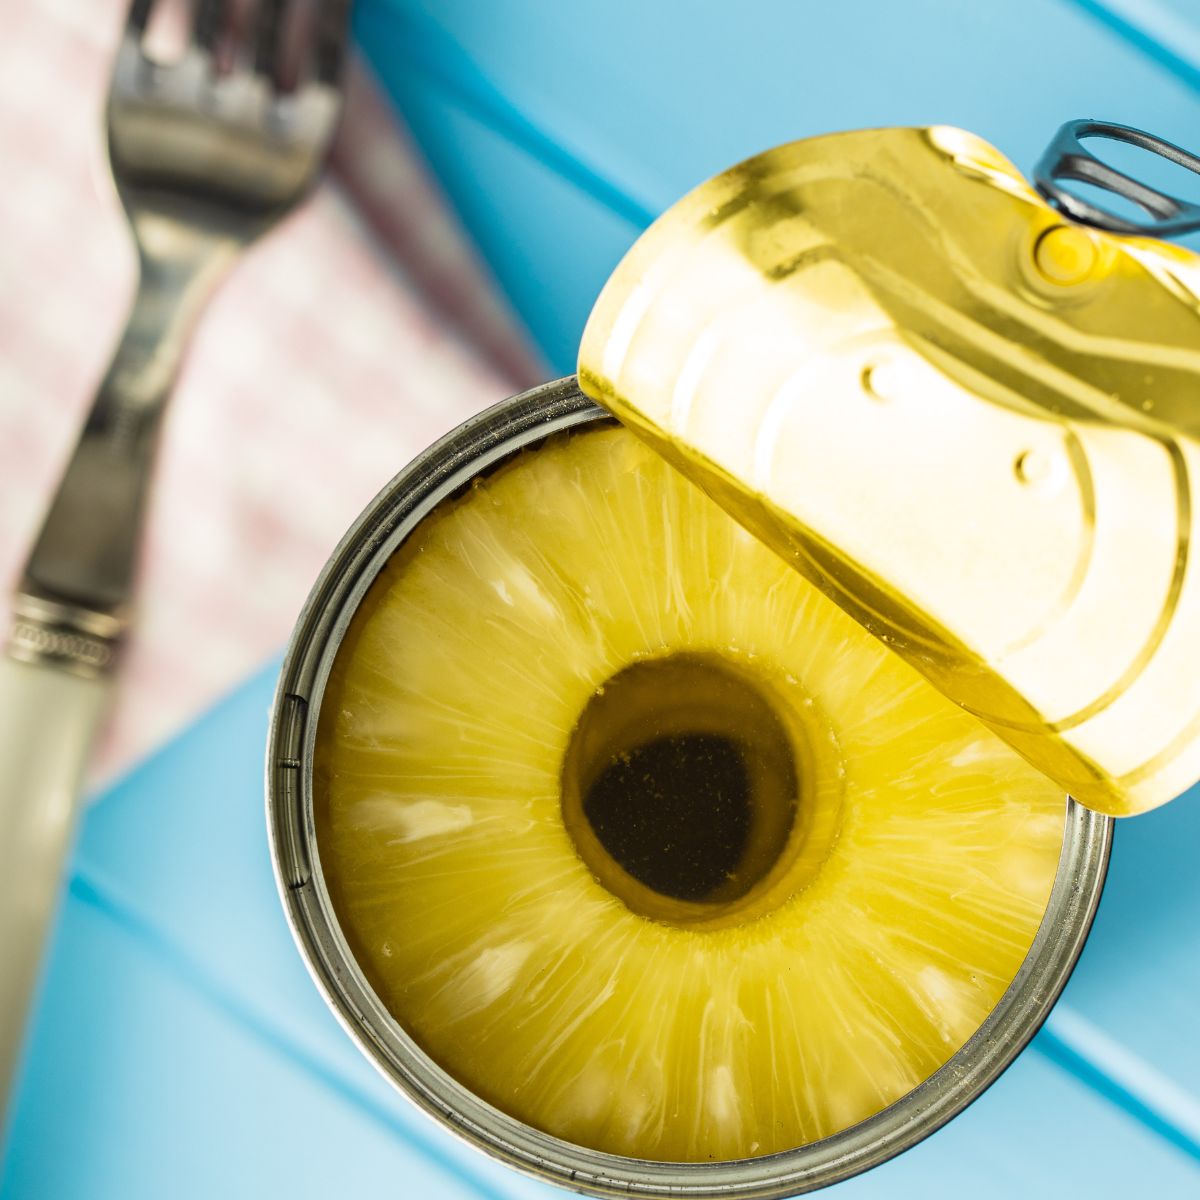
[2,197,234,1142]
[0,655,109,1135]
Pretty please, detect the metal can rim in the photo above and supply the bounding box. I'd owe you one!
[266,375,1113,1199]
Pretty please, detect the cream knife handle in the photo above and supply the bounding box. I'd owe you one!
[0,655,109,1134]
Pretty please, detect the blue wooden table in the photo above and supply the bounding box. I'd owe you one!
[5,2,1200,1196]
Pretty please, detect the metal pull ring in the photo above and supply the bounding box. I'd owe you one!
[1034,119,1200,238]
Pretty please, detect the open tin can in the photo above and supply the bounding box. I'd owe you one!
[267,375,1112,1199]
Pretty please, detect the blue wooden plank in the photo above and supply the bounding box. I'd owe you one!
[1,663,552,1200]
[366,83,638,374]
[0,659,1194,1195]
[10,885,1197,1200]
[1069,0,1200,93]
[364,0,1200,211]
[829,1044,1200,1197]
[1,897,525,1200]
[356,0,1200,373]
[1041,788,1200,1158]
[62,660,355,1076]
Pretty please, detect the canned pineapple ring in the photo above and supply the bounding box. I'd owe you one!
[268,378,1110,1199]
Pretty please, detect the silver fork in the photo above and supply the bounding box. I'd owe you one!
[0,0,348,1125]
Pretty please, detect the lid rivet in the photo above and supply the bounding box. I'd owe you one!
[1033,224,1098,286]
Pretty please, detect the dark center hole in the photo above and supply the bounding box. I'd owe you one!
[561,653,799,921]
[583,732,752,902]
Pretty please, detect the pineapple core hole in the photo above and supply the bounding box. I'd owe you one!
[561,654,802,925]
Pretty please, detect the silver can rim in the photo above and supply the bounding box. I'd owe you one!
[266,375,1113,1199]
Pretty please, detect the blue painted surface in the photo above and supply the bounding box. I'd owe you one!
[1072,0,1200,95]
[8,1,1200,1195]
[2,664,555,1200]
[356,0,1200,375]
[2,663,1199,1197]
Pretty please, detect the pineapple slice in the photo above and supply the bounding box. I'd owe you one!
[315,424,1063,1163]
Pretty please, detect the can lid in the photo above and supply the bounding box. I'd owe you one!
[578,124,1200,817]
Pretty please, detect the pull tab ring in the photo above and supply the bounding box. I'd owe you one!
[1034,119,1200,238]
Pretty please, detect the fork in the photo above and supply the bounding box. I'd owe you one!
[0,0,348,1124]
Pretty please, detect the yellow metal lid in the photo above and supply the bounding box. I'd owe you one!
[579,125,1200,816]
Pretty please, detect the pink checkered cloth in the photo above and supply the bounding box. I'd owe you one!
[0,1,544,789]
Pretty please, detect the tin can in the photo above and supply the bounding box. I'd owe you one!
[266,375,1112,1198]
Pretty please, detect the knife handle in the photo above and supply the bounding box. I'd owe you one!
[0,654,108,1135]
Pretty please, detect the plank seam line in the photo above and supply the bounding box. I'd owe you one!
[359,2,657,229]
[1066,0,1200,94]
[1036,1005,1200,1164]
[64,870,516,1200]
[62,866,1200,1173]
